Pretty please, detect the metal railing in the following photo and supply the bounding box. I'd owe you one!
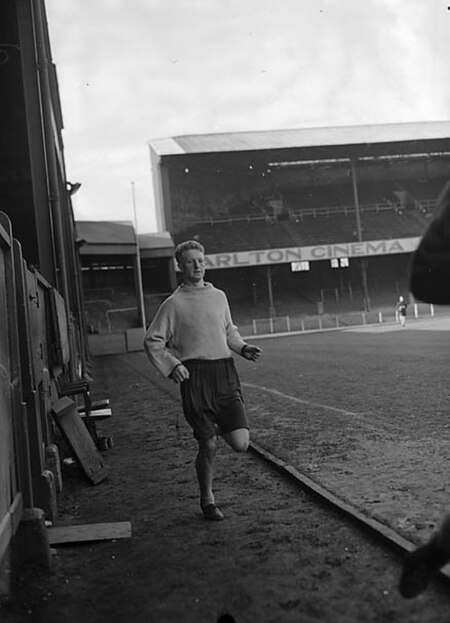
[178,199,438,227]
[240,304,438,337]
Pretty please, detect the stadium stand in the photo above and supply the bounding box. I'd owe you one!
[174,200,434,254]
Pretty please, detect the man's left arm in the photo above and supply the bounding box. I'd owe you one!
[223,295,263,361]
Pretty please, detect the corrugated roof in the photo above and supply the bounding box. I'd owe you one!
[76,221,135,245]
[148,121,450,156]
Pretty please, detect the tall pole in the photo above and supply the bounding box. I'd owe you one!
[350,159,370,311]
[267,266,276,317]
[131,182,146,329]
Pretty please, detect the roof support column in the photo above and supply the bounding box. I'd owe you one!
[267,265,276,317]
[350,159,371,311]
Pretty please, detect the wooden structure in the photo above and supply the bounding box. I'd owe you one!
[51,398,108,485]
[0,215,26,586]
[0,0,94,597]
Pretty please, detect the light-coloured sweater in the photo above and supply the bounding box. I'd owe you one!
[143,282,247,377]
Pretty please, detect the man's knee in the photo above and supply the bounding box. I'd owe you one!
[224,429,249,452]
[233,439,249,453]
[198,435,218,455]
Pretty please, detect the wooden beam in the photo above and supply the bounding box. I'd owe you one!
[0,493,23,563]
[51,397,108,485]
[249,441,416,551]
[249,441,450,585]
[48,521,132,545]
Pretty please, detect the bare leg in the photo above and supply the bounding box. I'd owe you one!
[195,436,225,521]
[195,436,217,506]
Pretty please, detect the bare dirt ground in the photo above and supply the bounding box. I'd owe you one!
[3,323,450,622]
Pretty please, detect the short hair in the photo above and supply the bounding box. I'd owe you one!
[175,240,205,264]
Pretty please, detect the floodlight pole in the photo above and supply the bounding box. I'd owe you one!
[350,159,371,311]
[131,182,147,329]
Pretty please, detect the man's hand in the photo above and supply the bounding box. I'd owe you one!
[242,345,263,361]
[169,363,190,383]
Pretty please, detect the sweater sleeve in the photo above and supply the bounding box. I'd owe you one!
[223,293,247,355]
[143,299,182,377]
[410,181,450,304]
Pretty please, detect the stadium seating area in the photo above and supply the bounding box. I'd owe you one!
[175,202,434,253]
[173,176,447,224]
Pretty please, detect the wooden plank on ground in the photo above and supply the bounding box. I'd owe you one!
[78,408,112,420]
[51,397,108,485]
[48,521,132,545]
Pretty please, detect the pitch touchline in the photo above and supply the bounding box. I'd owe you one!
[242,382,394,434]
[243,382,358,416]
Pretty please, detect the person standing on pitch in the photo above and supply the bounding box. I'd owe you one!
[143,240,262,521]
[395,295,408,327]
[399,180,450,598]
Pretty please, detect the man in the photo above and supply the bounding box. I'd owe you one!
[395,295,408,327]
[143,240,262,521]
[399,181,450,598]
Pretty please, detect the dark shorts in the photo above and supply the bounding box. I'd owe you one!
[180,358,249,440]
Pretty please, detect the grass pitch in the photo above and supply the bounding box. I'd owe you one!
[235,316,450,543]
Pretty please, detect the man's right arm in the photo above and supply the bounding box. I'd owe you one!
[143,302,182,378]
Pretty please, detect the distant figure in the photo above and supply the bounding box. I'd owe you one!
[395,295,408,327]
[399,181,450,598]
[143,240,262,522]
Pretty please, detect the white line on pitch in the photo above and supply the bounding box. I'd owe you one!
[243,382,358,416]
[242,382,397,434]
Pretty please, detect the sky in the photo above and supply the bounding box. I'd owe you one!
[45,0,450,234]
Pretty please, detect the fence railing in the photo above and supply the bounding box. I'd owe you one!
[240,304,437,337]
[179,198,438,226]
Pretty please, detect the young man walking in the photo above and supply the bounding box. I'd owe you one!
[143,240,262,521]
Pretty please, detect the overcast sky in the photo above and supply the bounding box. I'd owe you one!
[45,0,450,233]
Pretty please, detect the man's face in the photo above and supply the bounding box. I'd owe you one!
[179,248,206,285]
